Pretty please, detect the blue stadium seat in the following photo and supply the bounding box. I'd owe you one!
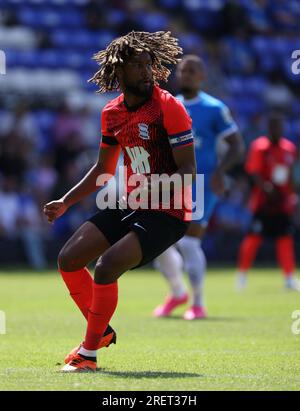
[182,0,225,11]
[186,10,223,32]
[80,70,95,90]
[60,9,84,27]
[284,120,300,144]
[51,29,73,48]
[18,7,41,27]
[106,9,127,26]
[157,0,181,9]
[251,38,278,73]
[16,50,41,68]
[291,121,300,140]
[292,100,300,117]
[251,36,270,55]
[226,76,266,96]
[13,49,78,69]
[61,50,89,69]
[92,30,116,50]
[18,7,84,28]
[226,77,244,95]
[5,49,19,67]
[138,12,169,32]
[235,97,265,116]
[39,50,63,68]
[51,29,115,50]
[178,33,203,53]
[40,0,89,5]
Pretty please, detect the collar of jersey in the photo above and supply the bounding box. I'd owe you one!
[123,95,152,112]
[181,93,202,106]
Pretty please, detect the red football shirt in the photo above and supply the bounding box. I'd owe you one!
[100,85,193,221]
[245,136,297,215]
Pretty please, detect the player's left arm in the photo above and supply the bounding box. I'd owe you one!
[289,144,298,192]
[172,144,196,183]
[211,105,245,195]
[162,94,196,184]
[216,131,245,173]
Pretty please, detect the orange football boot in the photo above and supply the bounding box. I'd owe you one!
[61,354,97,373]
[64,325,116,364]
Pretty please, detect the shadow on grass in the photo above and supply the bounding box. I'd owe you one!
[96,370,203,378]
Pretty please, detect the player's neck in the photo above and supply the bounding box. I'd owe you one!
[123,92,151,111]
[270,136,280,145]
[182,90,200,100]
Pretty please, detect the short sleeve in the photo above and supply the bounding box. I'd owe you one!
[245,142,263,175]
[100,107,119,148]
[162,94,193,148]
[214,104,238,141]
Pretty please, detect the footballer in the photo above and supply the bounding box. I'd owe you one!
[43,31,196,372]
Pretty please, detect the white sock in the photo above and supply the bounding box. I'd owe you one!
[177,236,206,307]
[236,271,247,290]
[78,346,97,358]
[285,274,296,286]
[154,246,187,298]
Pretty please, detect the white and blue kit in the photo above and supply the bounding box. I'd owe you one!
[176,91,238,225]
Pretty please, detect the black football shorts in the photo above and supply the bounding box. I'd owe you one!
[249,211,294,238]
[88,206,189,268]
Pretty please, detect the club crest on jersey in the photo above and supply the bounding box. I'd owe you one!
[138,123,150,140]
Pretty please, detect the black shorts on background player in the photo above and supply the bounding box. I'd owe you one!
[249,212,294,238]
[89,207,189,268]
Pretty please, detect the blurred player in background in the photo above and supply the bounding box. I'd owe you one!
[236,115,300,291]
[43,31,196,372]
[154,55,244,320]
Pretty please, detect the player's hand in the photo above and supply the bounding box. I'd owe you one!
[210,169,225,196]
[43,199,68,224]
[263,182,276,195]
[263,182,281,200]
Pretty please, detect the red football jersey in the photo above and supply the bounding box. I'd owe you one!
[100,85,193,220]
[245,136,297,214]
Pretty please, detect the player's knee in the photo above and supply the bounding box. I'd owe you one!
[94,254,117,284]
[57,247,82,272]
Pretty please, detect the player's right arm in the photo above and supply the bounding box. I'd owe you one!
[211,103,244,196]
[245,138,275,195]
[43,144,120,223]
[43,108,121,224]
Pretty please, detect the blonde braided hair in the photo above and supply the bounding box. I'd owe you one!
[89,31,182,93]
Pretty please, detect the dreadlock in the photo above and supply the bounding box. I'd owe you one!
[89,31,182,93]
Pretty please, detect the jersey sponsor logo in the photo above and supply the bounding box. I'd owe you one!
[138,123,150,140]
[125,146,151,173]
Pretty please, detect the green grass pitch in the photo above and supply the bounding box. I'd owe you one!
[0,268,300,391]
